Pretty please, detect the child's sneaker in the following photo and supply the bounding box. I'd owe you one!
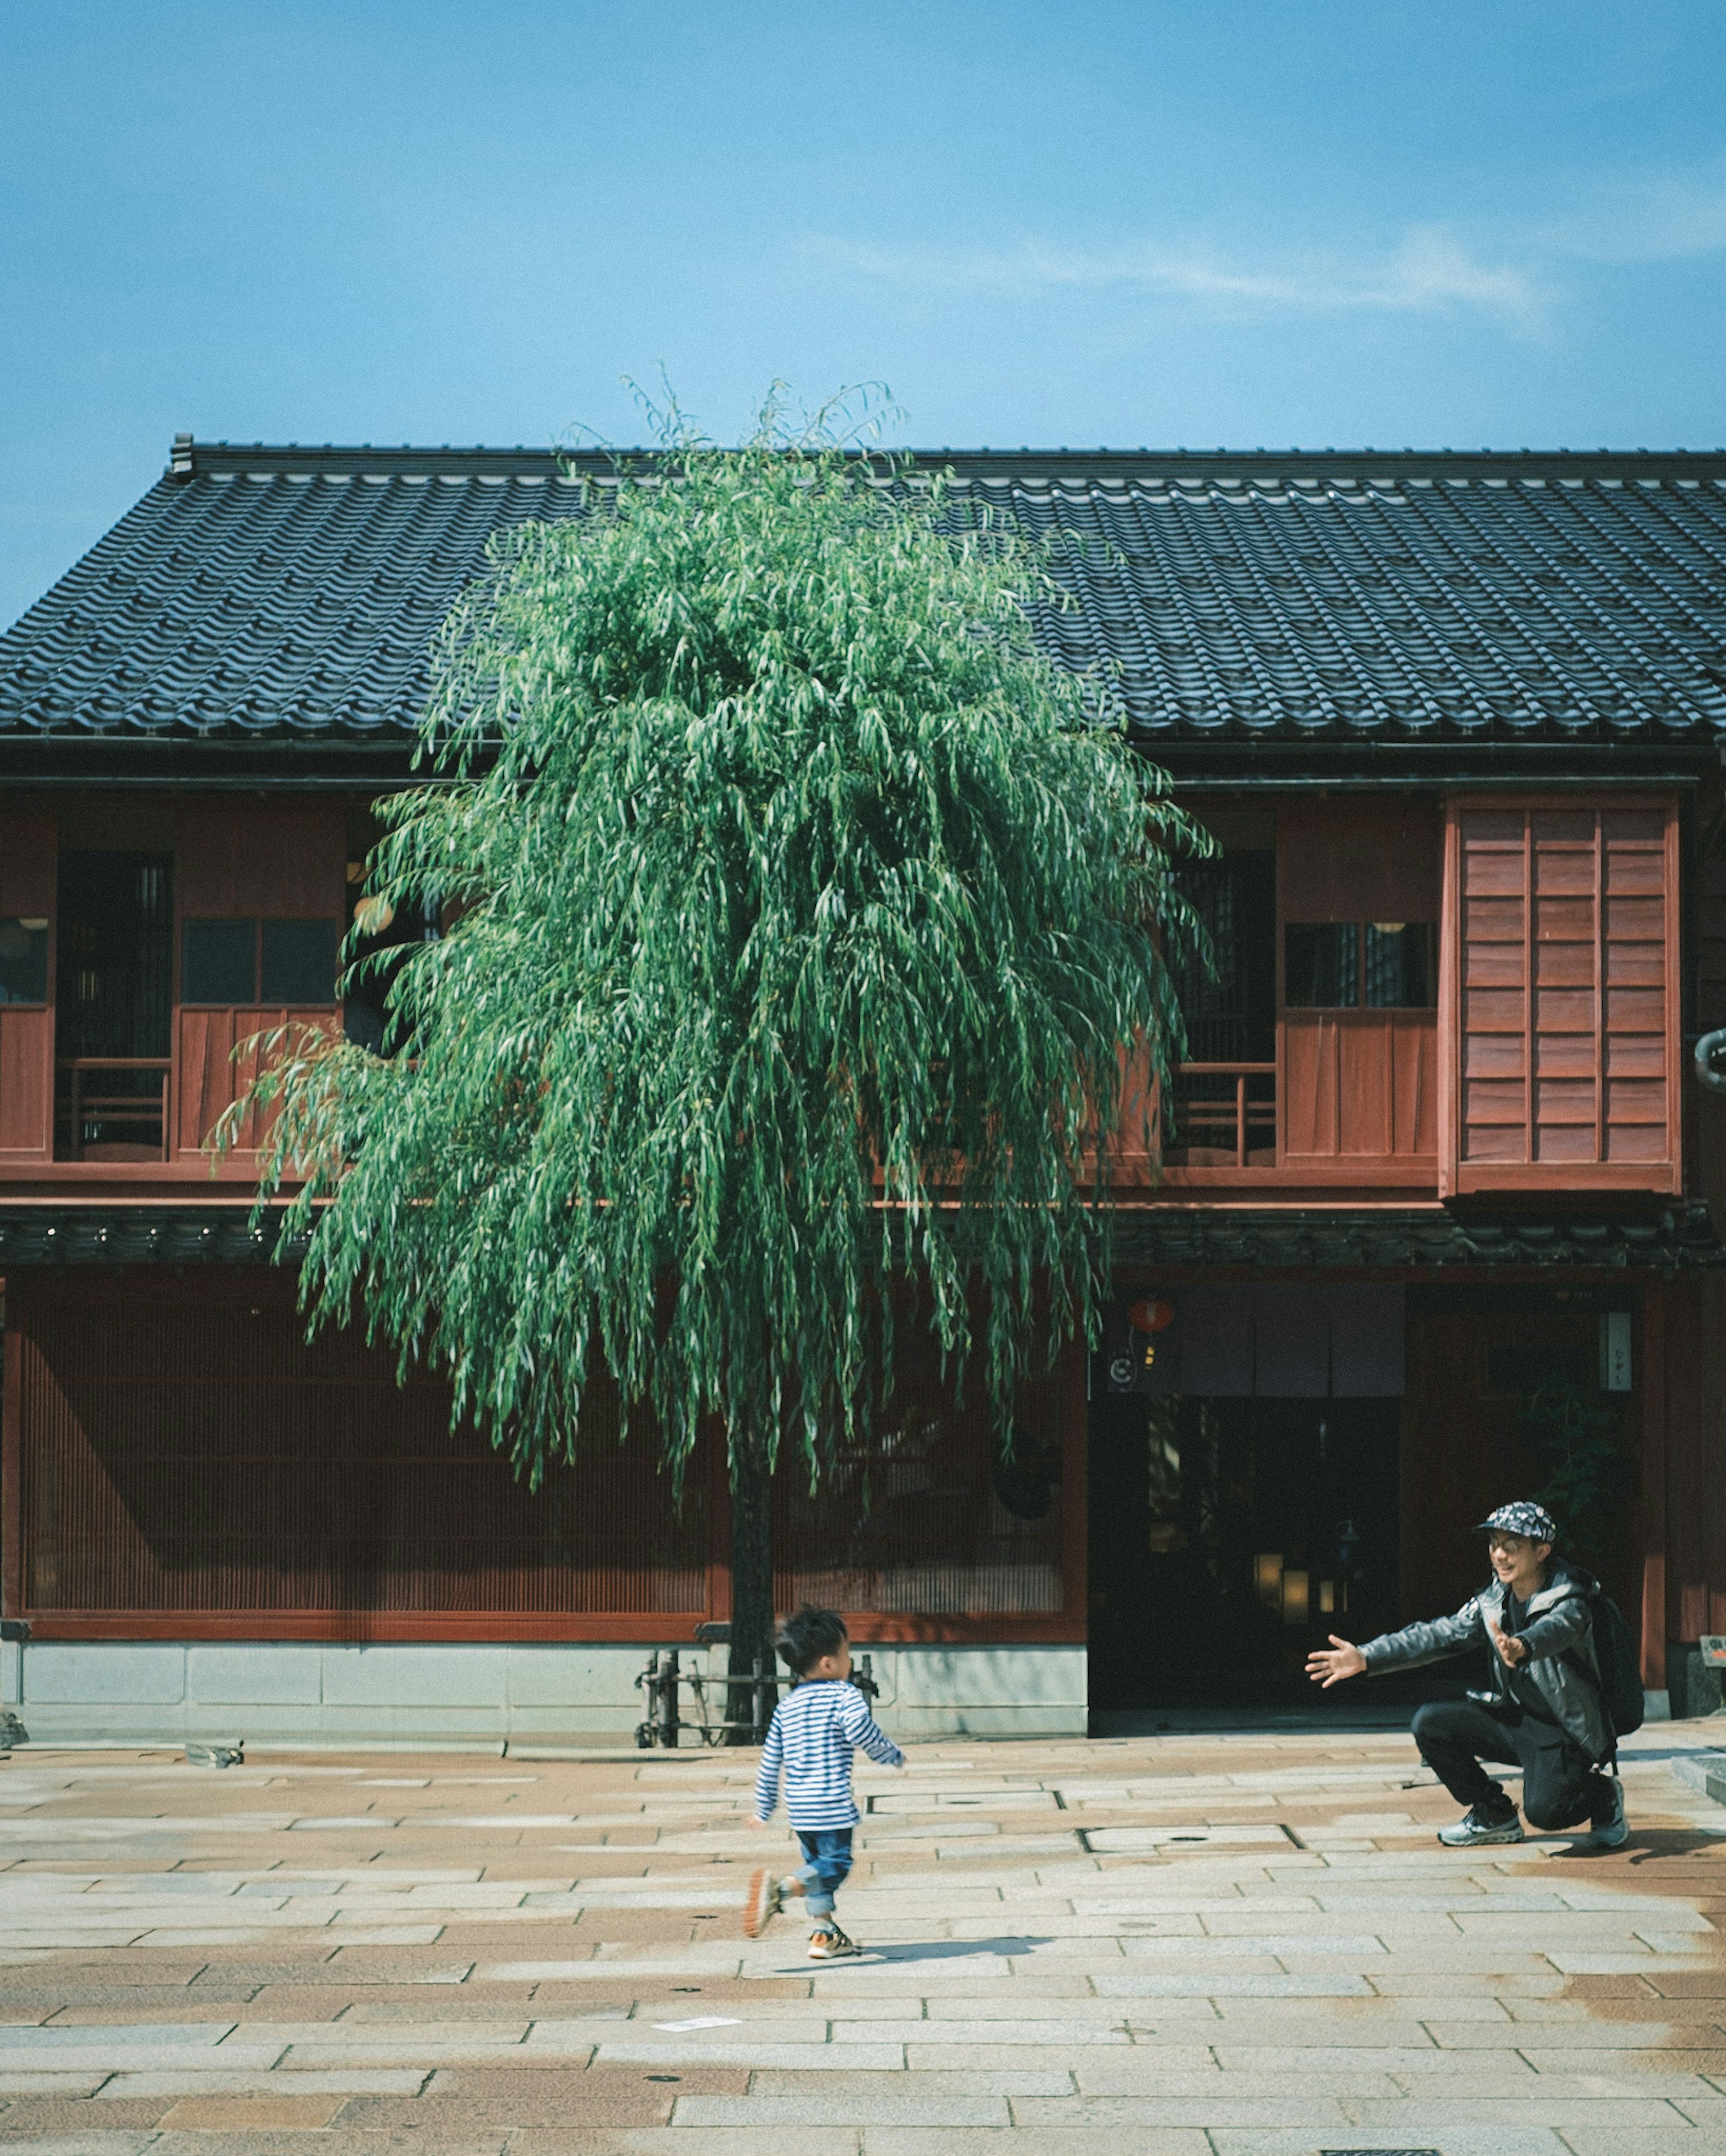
[743,1868,784,1938]
[807,1925,860,1960]
[1437,1802,1524,1846]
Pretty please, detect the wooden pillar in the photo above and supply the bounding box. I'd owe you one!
[1707,1278,1726,1640]
[1060,1336,1089,1641]
[1640,1284,1667,1691]
[1,1306,21,1622]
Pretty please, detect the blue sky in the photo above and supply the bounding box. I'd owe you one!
[4,0,1726,626]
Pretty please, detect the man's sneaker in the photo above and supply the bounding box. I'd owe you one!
[807,1925,860,1960]
[1437,1804,1524,1847]
[1589,1778,1629,1849]
[743,1868,783,1938]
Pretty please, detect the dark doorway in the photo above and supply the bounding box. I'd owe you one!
[1088,1390,1411,1712]
[1165,849,1276,1165]
[55,850,174,1159]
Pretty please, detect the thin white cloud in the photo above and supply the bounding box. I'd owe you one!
[806,225,1544,324]
[1531,168,1726,266]
[808,166,1726,328]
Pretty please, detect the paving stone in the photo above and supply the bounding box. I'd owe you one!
[333,2081,676,2129]
[147,2136,512,2156]
[1009,2093,1354,2126]
[156,2092,347,2126]
[862,2135,1209,2155]
[673,2090,1011,2125]
[1,1729,1723,2150]
[0,2139,165,2156]
[97,2070,429,2098]
[507,2134,862,2156]
[1205,2131,1573,2155]
[0,2100,171,2129]
[1557,2135,1726,2154]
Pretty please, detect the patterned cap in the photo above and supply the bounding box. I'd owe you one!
[1475,1500,1559,1543]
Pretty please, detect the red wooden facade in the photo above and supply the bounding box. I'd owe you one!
[1,1269,1085,1646]
[0,776,1719,1697]
[2,785,1690,1206]
[0,794,348,1185]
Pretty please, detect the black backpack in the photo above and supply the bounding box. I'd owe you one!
[1563,1587,1644,1753]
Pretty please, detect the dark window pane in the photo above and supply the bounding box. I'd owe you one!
[1170,852,1277,1064]
[1364,922,1436,1008]
[260,917,341,1004]
[182,918,256,1003]
[0,918,49,1003]
[58,855,173,1056]
[1284,922,1359,1008]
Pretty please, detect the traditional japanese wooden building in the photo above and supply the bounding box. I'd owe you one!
[1,438,1723,1743]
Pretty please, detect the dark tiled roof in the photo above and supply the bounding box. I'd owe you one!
[1110,1204,1725,1271]
[0,1202,1717,1270]
[4,440,1726,748]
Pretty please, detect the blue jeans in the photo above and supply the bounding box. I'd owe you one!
[794,1828,853,1920]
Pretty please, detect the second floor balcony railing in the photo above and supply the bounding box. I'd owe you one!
[1165,1060,1277,1169]
[56,1058,172,1163]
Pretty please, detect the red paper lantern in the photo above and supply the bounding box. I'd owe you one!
[1128,1296,1175,1335]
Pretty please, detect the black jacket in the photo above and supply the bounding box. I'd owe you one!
[1360,1561,1607,1762]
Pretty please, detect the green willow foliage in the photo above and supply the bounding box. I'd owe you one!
[227,414,1207,1495]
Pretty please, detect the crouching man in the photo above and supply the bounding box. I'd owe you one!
[1306,1500,1627,1849]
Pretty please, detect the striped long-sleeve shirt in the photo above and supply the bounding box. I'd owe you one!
[752,1679,905,1830]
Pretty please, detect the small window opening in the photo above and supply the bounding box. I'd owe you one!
[1285,922,1436,1009]
[0,918,49,1004]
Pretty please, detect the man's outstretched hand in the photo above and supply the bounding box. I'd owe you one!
[1305,1636,1367,1688]
[1484,1613,1528,1667]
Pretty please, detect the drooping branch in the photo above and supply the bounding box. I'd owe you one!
[227,399,1209,1517]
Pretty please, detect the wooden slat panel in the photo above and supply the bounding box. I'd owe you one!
[1277,796,1442,922]
[1336,1020,1391,1156]
[172,1006,330,1158]
[12,1276,710,1621]
[0,1009,53,1162]
[0,807,55,918]
[175,801,345,917]
[6,1271,1078,1638]
[1281,1014,1336,1157]
[1444,797,1679,1195]
[1281,1011,1437,1163]
[1391,1015,1437,1153]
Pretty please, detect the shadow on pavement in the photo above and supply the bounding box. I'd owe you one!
[874,1936,1057,1962]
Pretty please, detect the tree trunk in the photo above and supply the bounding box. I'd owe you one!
[726,1422,777,1744]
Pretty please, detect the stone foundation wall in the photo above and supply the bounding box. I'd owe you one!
[0,1639,1087,1746]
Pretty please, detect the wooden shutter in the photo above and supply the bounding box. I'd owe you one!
[172,799,345,1160]
[0,808,56,1165]
[1441,798,1680,1195]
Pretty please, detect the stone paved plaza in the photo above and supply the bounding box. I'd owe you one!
[0,1724,1725,2155]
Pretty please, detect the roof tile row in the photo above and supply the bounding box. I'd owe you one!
[3,445,1726,746]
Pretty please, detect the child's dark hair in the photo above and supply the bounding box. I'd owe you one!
[775,1604,848,1676]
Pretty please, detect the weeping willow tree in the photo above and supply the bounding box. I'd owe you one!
[224,392,1206,1709]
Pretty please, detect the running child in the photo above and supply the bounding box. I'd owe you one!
[743,1605,905,1959]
